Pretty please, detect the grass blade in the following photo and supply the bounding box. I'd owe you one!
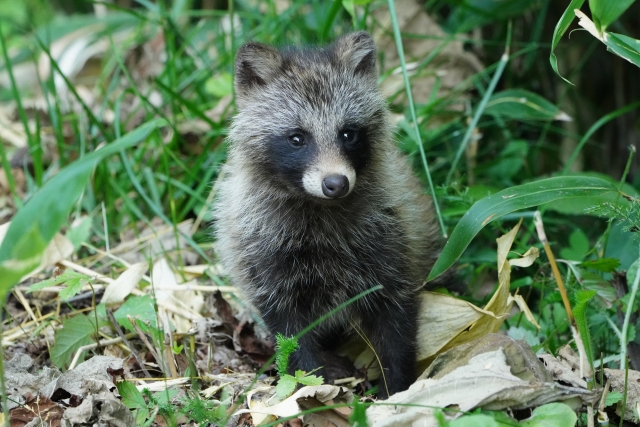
[445,22,511,186]
[386,0,446,237]
[0,119,166,298]
[549,0,586,84]
[428,176,617,281]
[562,101,640,174]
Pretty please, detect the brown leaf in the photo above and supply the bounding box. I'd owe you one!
[234,320,275,364]
[10,396,64,427]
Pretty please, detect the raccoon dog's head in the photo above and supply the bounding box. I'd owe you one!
[230,31,389,201]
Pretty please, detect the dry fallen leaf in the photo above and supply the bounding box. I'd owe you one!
[366,348,595,427]
[101,262,148,305]
[236,385,353,424]
[417,218,539,363]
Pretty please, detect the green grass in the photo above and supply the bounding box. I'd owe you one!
[1,0,640,425]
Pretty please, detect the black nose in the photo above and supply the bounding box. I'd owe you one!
[322,174,349,198]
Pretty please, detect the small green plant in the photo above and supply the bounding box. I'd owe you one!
[274,333,324,398]
[586,196,640,235]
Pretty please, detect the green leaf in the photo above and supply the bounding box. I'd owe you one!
[27,270,89,293]
[295,371,324,386]
[275,374,298,398]
[0,119,165,300]
[445,0,535,33]
[117,380,149,425]
[204,73,233,97]
[349,396,369,427]
[428,176,617,281]
[58,276,90,301]
[520,402,577,427]
[153,389,180,407]
[275,333,298,376]
[66,216,93,250]
[549,0,586,84]
[113,295,158,331]
[50,314,97,370]
[580,258,620,273]
[484,89,569,121]
[629,257,640,287]
[604,32,640,68]
[342,0,355,18]
[589,0,634,32]
[560,229,590,261]
[573,290,596,366]
[605,390,623,407]
[450,413,510,427]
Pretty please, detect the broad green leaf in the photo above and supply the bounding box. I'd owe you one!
[0,119,165,300]
[428,176,617,281]
[604,32,640,68]
[295,371,324,386]
[113,295,158,331]
[275,374,297,398]
[580,258,620,273]
[549,0,586,84]
[66,216,93,250]
[117,380,149,425]
[589,0,635,32]
[342,0,355,19]
[153,388,180,406]
[560,229,589,261]
[50,314,96,370]
[520,402,577,427]
[484,89,570,122]
[605,390,623,407]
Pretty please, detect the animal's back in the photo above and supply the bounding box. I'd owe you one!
[214,31,441,396]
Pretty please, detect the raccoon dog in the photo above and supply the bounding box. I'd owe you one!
[214,31,441,396]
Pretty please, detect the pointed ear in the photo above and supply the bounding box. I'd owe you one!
[234,42,283,104]
[333,31,377,78]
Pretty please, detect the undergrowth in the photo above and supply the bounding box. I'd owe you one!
[1,0,640,426]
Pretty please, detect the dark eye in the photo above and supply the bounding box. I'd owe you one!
[341,130,357,144]
[288,134,305,147]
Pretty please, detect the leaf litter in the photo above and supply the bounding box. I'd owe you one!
[5,209,638,427]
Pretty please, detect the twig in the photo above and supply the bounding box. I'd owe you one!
[128,315,162,366]
[68,334,135,370]
[106,308,151,377]
[12,288,39,325]
[534,211,594,427]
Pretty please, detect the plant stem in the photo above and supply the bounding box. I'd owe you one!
[386,0,447,238]
[620,245,640,371]
[446,21,511,186]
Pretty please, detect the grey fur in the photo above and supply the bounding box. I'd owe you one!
[213,31,442,396]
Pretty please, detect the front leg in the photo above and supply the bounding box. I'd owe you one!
[360,296,419,397]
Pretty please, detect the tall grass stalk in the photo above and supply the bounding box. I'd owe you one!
[386,0,446,238]
[620,247,640,371]
[445,22,512,186]
[562,101,640,174]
